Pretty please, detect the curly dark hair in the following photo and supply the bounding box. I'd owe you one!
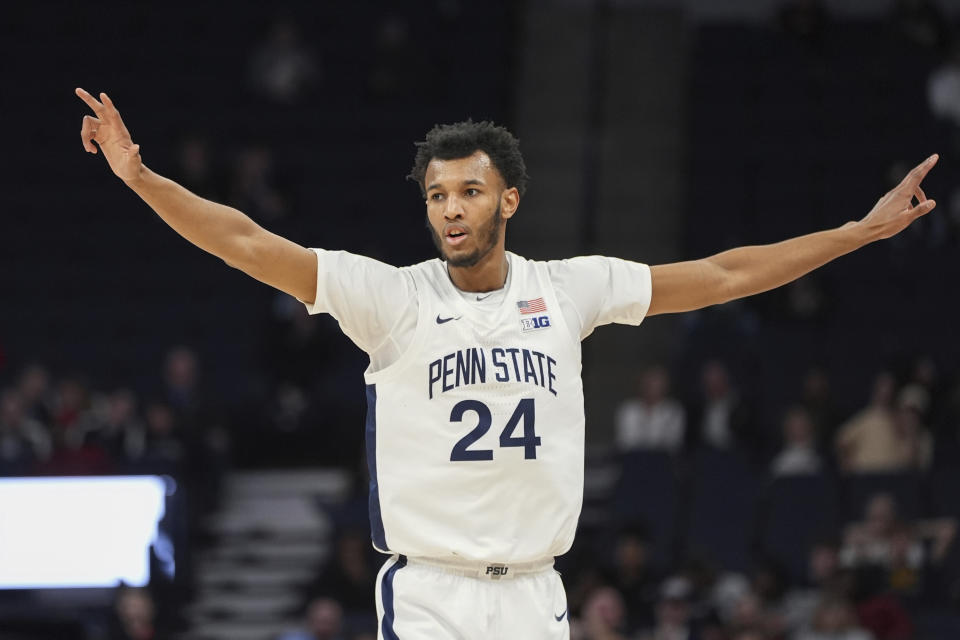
[408,120,529,197]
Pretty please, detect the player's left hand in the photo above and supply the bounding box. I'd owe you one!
[75,88,143,183]
[857,154,938,240]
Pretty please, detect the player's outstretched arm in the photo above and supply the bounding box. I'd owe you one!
[647,154,939,316]
[75,88,318,304]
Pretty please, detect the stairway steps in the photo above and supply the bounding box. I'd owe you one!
[182,620,301,640]
[196,565,317,590]
[200,540,327,563]
[187,469,351,639]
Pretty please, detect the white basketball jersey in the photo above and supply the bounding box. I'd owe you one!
[364,254,584,563]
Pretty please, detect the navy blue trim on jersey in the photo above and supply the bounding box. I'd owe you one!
[381,554,407,640]
[366,384,388,551]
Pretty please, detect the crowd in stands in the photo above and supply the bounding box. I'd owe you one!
[613,359,960,477]
[568,357,960,640]
[9,343,958,640]
[0,350,228,482]
[7,350,953,640]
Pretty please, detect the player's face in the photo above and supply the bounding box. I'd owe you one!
[423,151,516,268]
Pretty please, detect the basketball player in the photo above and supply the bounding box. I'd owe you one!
[76,87,938,640]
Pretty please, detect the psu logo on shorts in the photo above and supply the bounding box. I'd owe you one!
[520,315,551,333]
[485,564,509,579]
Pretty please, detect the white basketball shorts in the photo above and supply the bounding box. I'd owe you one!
[374,554,570,639]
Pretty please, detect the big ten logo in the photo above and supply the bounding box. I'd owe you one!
[520,315,551,332]
[485,564,509,578]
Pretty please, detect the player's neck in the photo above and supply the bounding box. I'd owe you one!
[447,247,509,293]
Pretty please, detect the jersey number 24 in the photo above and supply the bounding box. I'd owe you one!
[449,398,541,461]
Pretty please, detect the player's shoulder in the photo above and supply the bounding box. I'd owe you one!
[312,248,423,287]
[542,255,650,305]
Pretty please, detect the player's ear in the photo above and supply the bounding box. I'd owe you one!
[501,187,519,220]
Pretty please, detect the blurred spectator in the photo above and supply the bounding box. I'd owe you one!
[109,586,160,640]
[86,388,146,463]
[277,597,346,640]
[841,494,907,569]
[16,362,52,424]
[724,589,769,638]
[615,366,686,453]
[851,566,915,640]
[162,346,230,462]
[794,596,874,640]
[841,493,957,572]
[52,375,93,435]
[0,387,51,474]
[229,145,288,222]
[163,346,200,416]
[132,401,185,476]
[888,0,950,52]
[40,376,111,475]
[636,576,700,640]
[573,585,629,640]
[713,564,795,640]
[603,525,660,633]
[249,18,319,104]
[688,360,756,454]
[750,559,791,638]
[681,556,724,625]
[771,407,823,477]
[309,528,377,622]
[710,572,752,630]
[782,538,847,634]
[834,373,899,473]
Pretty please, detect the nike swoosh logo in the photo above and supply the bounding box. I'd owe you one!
[436,315,462,324]
[476,293,493,301]
[554,608,567,622]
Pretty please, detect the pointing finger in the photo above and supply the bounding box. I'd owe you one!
[901,154,938,192]
[75,87,105,116]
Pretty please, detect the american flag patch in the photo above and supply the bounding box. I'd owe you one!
[516,297,547,314]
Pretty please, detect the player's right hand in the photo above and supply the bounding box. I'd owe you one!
[76,88,143,182]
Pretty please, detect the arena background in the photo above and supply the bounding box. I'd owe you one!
[2,0,960,638]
